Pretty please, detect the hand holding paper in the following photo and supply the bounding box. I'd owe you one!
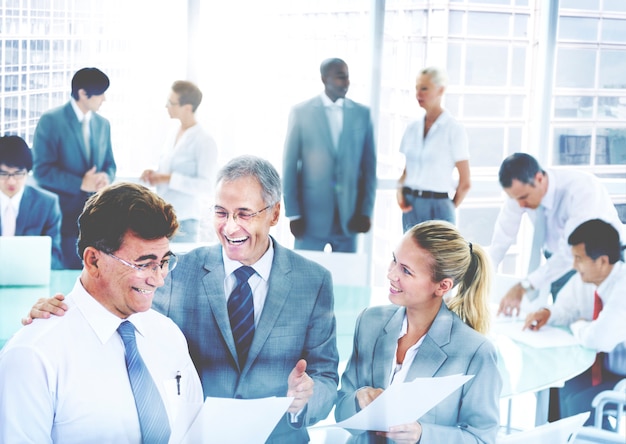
[335,374,474,432]
[286,359,313,413]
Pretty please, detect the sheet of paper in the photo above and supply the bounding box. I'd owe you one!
[335,374,473,431]
[497,412,589,443]
[179,396,293,444]
[492,321,581,348]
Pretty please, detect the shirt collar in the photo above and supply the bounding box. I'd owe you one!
[71,277,152,344]
[0,187,25,213]
[597,260,624,301]
[222,237,275,282]
[320,92,344,108]
[70,98,91,123]
[541,170,555,212]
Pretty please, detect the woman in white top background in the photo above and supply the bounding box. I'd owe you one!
[396,67,471,233]
[141,80,218,242]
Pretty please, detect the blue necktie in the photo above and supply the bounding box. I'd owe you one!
[118,321,171,444]
[228,266,256,368]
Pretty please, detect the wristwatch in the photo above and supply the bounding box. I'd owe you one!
[520,279,534,292]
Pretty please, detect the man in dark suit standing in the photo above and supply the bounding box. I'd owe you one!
[283,58,377,253]
[33,67,116,269]
[0,135,62,269]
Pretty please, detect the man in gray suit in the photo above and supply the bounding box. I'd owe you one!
[283,58,377,253]
[24,156,339,442]
[33,67,116,269]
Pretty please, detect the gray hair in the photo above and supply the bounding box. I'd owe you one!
[420,66,448,88]
[216,155,282,206]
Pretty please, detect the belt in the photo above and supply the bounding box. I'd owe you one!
[402,187,448,199]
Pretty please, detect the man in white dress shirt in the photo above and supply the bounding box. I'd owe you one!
[523,219,626,424]
[0,183,203,443]
[490,153,624,316]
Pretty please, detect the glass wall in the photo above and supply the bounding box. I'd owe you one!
[1,0,625,281]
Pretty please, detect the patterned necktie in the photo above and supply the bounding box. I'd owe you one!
[2,204,16,236]
[117,321,171,444]
[591,291,604,386]
[228,266,256,368]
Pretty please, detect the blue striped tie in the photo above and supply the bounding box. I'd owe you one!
[228,266,256,368]
[118,321,171,444]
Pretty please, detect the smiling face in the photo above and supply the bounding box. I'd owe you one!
[87,231,171,318]
[387,234,445,311]
[214,176,280,265]
[571,243,607,286]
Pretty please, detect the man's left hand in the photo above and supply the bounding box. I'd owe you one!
[286,359,314,413]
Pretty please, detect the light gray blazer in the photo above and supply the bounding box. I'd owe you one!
[152,238,339,443]
[283,96,377,238]
[335,303,501,444]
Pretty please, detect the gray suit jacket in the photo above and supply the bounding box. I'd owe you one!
[335,303,501,444]
[32,101,116,235]
[283,96,377,237]
[152,239,339,443]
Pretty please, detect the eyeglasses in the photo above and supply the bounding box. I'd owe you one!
[213,204,273,223]
[166,99,180,107]
[106,252,178,276]
[0,170,28,180]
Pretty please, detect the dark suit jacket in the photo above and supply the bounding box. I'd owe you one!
[283,96,377,238]
[32,101,116,236]
[152,239,339,443]
[1,185,62,269]
[336,303,501,444]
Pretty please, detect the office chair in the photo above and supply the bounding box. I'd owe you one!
[574,379,626,443]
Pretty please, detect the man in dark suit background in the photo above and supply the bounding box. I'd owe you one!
[283,58,377,253]
[33,67,116,269]
[0,135,62,269]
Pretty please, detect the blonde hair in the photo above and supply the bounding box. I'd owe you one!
[407,220,492,334]
[420,66,448,88]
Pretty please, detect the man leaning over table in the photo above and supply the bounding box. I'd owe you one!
[491,153,625,317]
[523,219,626,425]
[23,155,339,444]
[0,183,203,443]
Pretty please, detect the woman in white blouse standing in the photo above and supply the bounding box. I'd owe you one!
[396,67,470,233]
[141,80,218,242]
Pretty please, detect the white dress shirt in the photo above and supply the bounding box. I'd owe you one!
[489,168,626,290]
[388,314,426,385]
[1,189,23,236]
[399,109,469,193]
[223,238,274,327]
[320,92,344,150]
[0,278,203,443]
[548,261,626,374]
[156,123,218,221]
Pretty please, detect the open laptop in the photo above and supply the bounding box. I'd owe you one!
[0,236,52,286]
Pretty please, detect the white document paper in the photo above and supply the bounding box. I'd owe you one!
[179,396,294,444]
[492,321,581,348]
[497,412,589,443]
[335,374,473,431]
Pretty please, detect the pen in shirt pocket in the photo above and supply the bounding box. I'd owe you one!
[176,371,181,395]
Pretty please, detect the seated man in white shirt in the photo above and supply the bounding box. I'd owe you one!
[0,182,203,443]
[524,219,626,425]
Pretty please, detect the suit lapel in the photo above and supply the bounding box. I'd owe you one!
[313,98,336,157]
[242,239,291,374]
[405,303,452,381]
[373,307,404,388]
[202,246,240,366]
[64,103,90,167]
[14,186,33,235]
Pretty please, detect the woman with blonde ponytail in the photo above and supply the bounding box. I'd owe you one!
[336,220,501,444]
